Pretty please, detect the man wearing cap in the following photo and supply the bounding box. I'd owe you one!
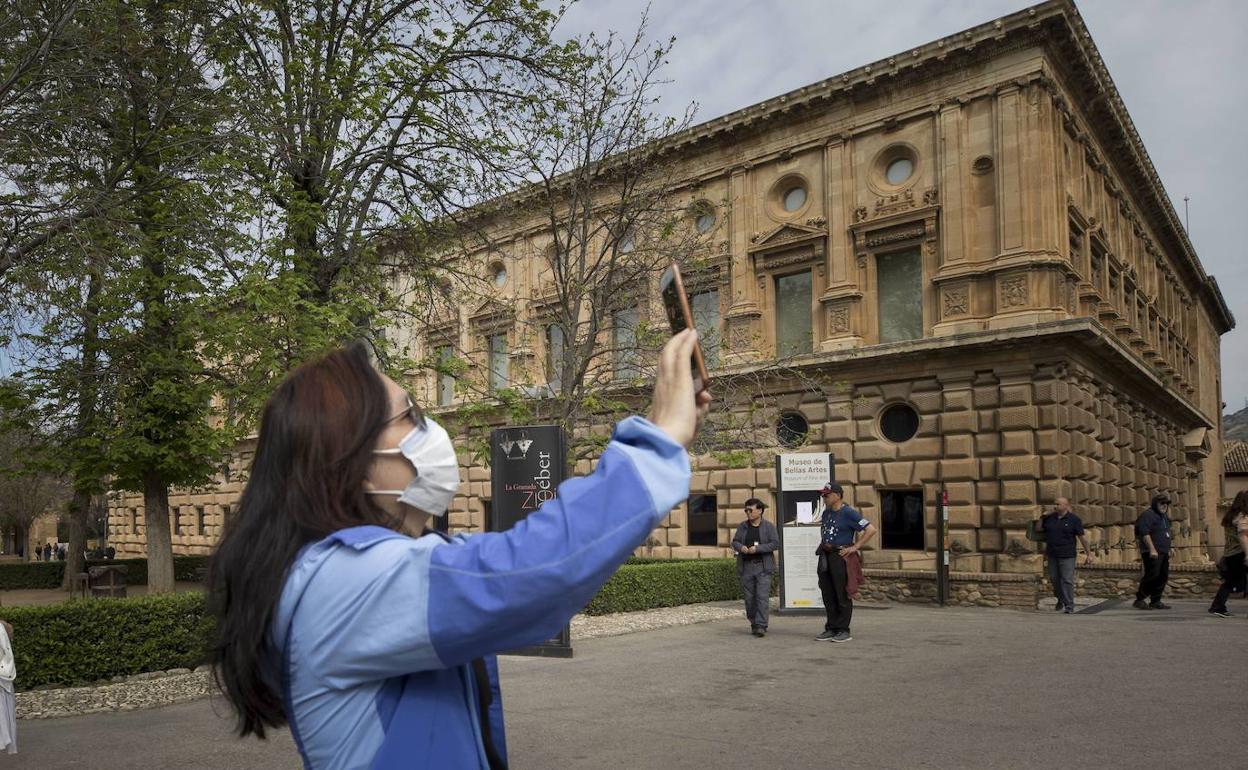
[731,498,780,637]
[815,483,876,643]
[1133,494,1174,610]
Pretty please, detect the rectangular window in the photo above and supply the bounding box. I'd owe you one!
[130,508,138,534]
[775,272,812,357]
[437,345,455,406]
[691,290,720,369]
[613,307,640,379]
[222,504,232,523]
[488,333,509,392]
[171,507,180,536]
[877,250,923,343]
[880,489,925,550]
[196,506,206,536]
[546,324,565,392]
[686,494,718,546]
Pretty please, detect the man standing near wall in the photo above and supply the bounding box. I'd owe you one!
[814,483,875,643]
[1133,494,1173,610]
[731,498,779,637]
[1035,497,1094,614]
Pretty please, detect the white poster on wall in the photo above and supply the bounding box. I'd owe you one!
[779,453,833,491]
[781,525,824,609]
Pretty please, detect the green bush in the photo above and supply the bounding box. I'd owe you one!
[0,555,211,591]
[584,558,743,615]
[3,592,211,691]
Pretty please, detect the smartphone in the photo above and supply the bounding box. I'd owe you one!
[658,262,711,389]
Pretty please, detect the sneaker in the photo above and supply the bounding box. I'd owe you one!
[1209,608,1232,618]
[830,631,852,643]
[754,628,767,637]
[814,630,837,641]
[1063,606,1075,614]
[1132,599,1151,610]
[1150,601,1171,610]
[1054,602,1063,611]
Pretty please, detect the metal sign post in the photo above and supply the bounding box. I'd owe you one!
[490,424,573,658]
[936,488,950,607]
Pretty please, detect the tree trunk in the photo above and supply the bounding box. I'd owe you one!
[61,490,90,589]
[143,470,175,593]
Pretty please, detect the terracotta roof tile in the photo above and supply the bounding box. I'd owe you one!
[1226,441,1248,475]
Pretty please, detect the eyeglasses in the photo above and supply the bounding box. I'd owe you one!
[385,392,420,425]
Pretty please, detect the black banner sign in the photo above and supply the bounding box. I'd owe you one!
[490,424,572,657]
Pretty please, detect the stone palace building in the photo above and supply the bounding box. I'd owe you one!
[109,0,1234,581]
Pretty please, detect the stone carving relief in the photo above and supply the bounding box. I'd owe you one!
[942,287,969,317]
[1000,276,1028,308]
[922,187,939,205]
[865,223,925,248]
[827,307,850,335]
[853,206,869,223]
[874,189,915,215]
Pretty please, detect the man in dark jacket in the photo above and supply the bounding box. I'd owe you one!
[1134,494,1173,610]
[731,498,780,637]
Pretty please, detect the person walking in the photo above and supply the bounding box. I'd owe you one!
[814,483,875,643]
[731,498,779,637]
[1209,490,1248,618]
[1133,494,1173,610]
[0,619,15,754]
[206,331,710,769]
[1034,497,1094,614]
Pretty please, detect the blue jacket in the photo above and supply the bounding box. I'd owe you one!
[270,417,690,769]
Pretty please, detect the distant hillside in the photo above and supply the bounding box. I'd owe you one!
[1224,405,1248,441]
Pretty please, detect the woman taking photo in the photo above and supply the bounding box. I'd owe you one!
[1209,490,1248,618]
[208,330,710,769]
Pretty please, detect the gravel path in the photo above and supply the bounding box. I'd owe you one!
[16,601,749,720]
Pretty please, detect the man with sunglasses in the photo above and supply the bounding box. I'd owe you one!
[731,498,779,637]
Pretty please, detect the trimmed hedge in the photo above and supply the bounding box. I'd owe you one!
[0,556,210,591]
[4,557,751,689]
[4,592,211,691]
[583,558,743,615]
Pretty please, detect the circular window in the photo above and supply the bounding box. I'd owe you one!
[490,263,507,287]
[879,403,920,443]
[618,232,635,253]
[776,411,810,448]
[885,157,914,185]
[782,186,807,212]
[695,212,715,233]
[871,144,919,193]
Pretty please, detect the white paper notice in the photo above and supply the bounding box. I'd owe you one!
[795,502,814,524]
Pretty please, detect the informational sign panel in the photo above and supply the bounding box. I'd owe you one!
[490,424,572,657]
[775,452,835,612]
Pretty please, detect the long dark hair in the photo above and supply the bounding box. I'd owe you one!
[206,343,414,738]
[1223,490,1248,529]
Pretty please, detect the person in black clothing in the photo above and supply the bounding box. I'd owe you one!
[1034,497,1094,613]
[1133,494,1173,610]
[731,498,780,637]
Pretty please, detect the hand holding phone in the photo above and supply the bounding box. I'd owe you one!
[658,263,711,389]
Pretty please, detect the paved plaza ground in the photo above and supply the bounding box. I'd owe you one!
[9,598,1246,769]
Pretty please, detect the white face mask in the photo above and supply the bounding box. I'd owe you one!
[368,416,460,517]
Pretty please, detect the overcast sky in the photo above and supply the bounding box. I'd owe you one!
[556,0,1248,416]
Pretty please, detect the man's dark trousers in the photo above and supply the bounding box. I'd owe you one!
[817,551,852,633]
[739,560,772,630]
[1137,552,1170,603]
